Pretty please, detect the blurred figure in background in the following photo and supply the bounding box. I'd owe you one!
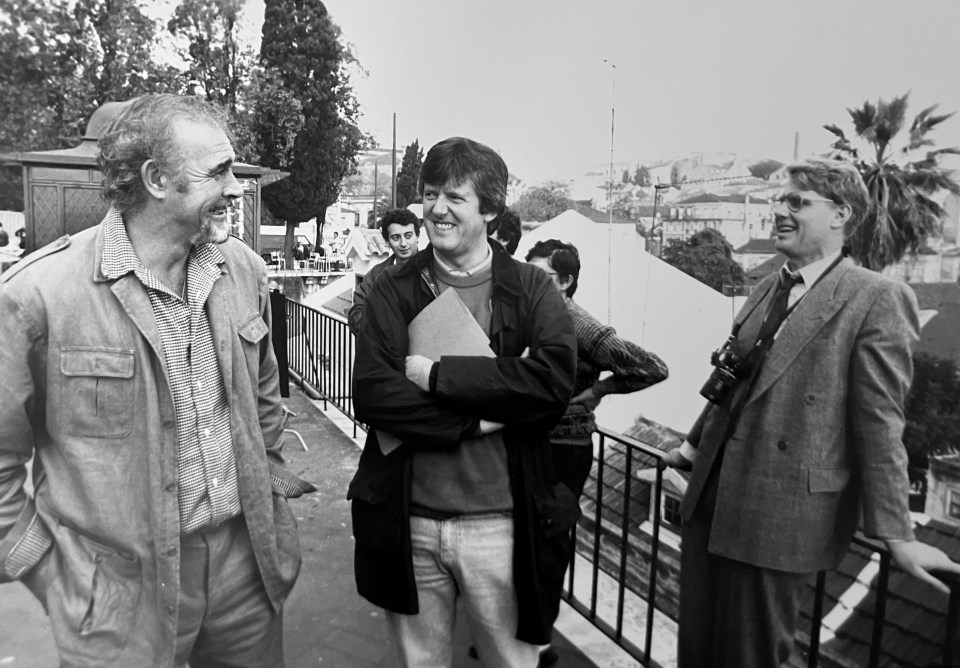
[489,207,521,255]
[348,207,421,336]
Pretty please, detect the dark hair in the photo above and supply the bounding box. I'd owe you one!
[379,207,421,241]
[489,208,521,255]
[785,158,869,238]
[525,238,581,297]
[419,137,508,216]
[98,94,232,214]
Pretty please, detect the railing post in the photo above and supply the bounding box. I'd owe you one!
[807,570,826,668]
[615,444,634,641]
[943,574,960,666]
[644,462,664,664]
[590,435,605,618]
[868,552,891,668]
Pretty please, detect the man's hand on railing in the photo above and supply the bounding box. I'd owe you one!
[886,539,960,595]
[661,441,696,471]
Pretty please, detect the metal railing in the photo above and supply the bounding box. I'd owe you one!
[282,295,960,668]
[284,298,361,438]
[563,427,675,667]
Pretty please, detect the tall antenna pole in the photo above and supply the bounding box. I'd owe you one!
[604,60,616,324]
[391,114,398,208]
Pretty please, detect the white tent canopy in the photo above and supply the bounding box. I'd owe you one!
[515,209,739,433]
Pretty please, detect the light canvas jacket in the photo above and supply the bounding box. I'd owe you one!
[0,217,306,666]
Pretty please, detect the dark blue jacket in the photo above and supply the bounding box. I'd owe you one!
[348,240,577,644]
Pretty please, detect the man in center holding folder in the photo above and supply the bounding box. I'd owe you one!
[348,136,577,667]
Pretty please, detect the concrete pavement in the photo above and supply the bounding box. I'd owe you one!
[0,385,598,667]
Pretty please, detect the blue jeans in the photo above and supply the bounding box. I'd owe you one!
[385,514,540,667]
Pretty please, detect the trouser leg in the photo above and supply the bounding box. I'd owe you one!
[455,514,540,668]
[679,467,809,668]
[175,515,284,668]
[384,516,457,668]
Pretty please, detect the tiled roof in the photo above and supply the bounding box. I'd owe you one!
[344,228,391,260]
[743,252,787,285]
[798,519,960,667]
[734,238,778,254]
[576,205,637,226]
[676,193,769,205]
[320,284,355,319]
[580,416,686,542]
[909,283,960,363]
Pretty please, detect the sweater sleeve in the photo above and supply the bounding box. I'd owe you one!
[589,327,669,398]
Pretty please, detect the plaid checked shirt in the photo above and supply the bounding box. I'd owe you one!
[101,210,240,534]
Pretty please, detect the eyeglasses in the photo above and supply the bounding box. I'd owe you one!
[771,192,838,213]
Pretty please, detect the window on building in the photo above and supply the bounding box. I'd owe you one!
[948,490,960,520]
[663,494,683,529]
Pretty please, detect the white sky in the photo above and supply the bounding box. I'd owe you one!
[240,0,960,185]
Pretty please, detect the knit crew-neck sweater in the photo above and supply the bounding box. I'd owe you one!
[410,259,513,516]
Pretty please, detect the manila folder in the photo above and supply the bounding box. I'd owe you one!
[408,287,496,361]
[378,288,494,455]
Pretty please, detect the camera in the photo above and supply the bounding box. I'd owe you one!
[699,336,749,404]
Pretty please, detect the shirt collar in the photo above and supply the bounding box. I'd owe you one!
[432,244,493,277]
[782,248,842,290]
[100,207,226,298]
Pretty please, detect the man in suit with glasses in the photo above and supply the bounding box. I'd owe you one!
[666,158,960,667]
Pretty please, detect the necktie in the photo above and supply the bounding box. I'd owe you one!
[754,270,802,349]
[723,271,803,430]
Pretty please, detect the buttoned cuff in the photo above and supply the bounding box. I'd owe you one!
[269,463,318,499]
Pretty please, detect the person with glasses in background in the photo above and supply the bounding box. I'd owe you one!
[523,238,667,667]
[663,158,960,667]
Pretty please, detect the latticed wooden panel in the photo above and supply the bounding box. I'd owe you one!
[242,191,256,248]
[30,185,60,251]
[64,187,108,236]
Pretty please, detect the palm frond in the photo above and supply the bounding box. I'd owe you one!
[848,101,877,137]
[831,94,957,270]
[823,124,847,141]
[881,93,910,131]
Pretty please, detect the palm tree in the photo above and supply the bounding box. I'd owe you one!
[824,93,960,270]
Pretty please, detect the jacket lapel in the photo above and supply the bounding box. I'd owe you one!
[743,259,852,408]
[206,269,233,396]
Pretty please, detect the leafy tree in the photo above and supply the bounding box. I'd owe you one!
[512,181,575,222]
[257,0,370,259]
[903,353,960,488]
[0,0,179,208]
[168,0,251,111]
[73,0,179,104]
[632,165,651,187]
[661,228,743,293]
[824,93,960,270]
[748,159,784,181]
[394,139,423,209]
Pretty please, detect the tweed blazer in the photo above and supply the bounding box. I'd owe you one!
[681,257,919,573]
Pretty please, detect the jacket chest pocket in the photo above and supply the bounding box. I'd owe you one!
[59,347,135,438]
[238,314,269,348]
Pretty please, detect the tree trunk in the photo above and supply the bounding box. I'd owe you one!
[284,222,295,269]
